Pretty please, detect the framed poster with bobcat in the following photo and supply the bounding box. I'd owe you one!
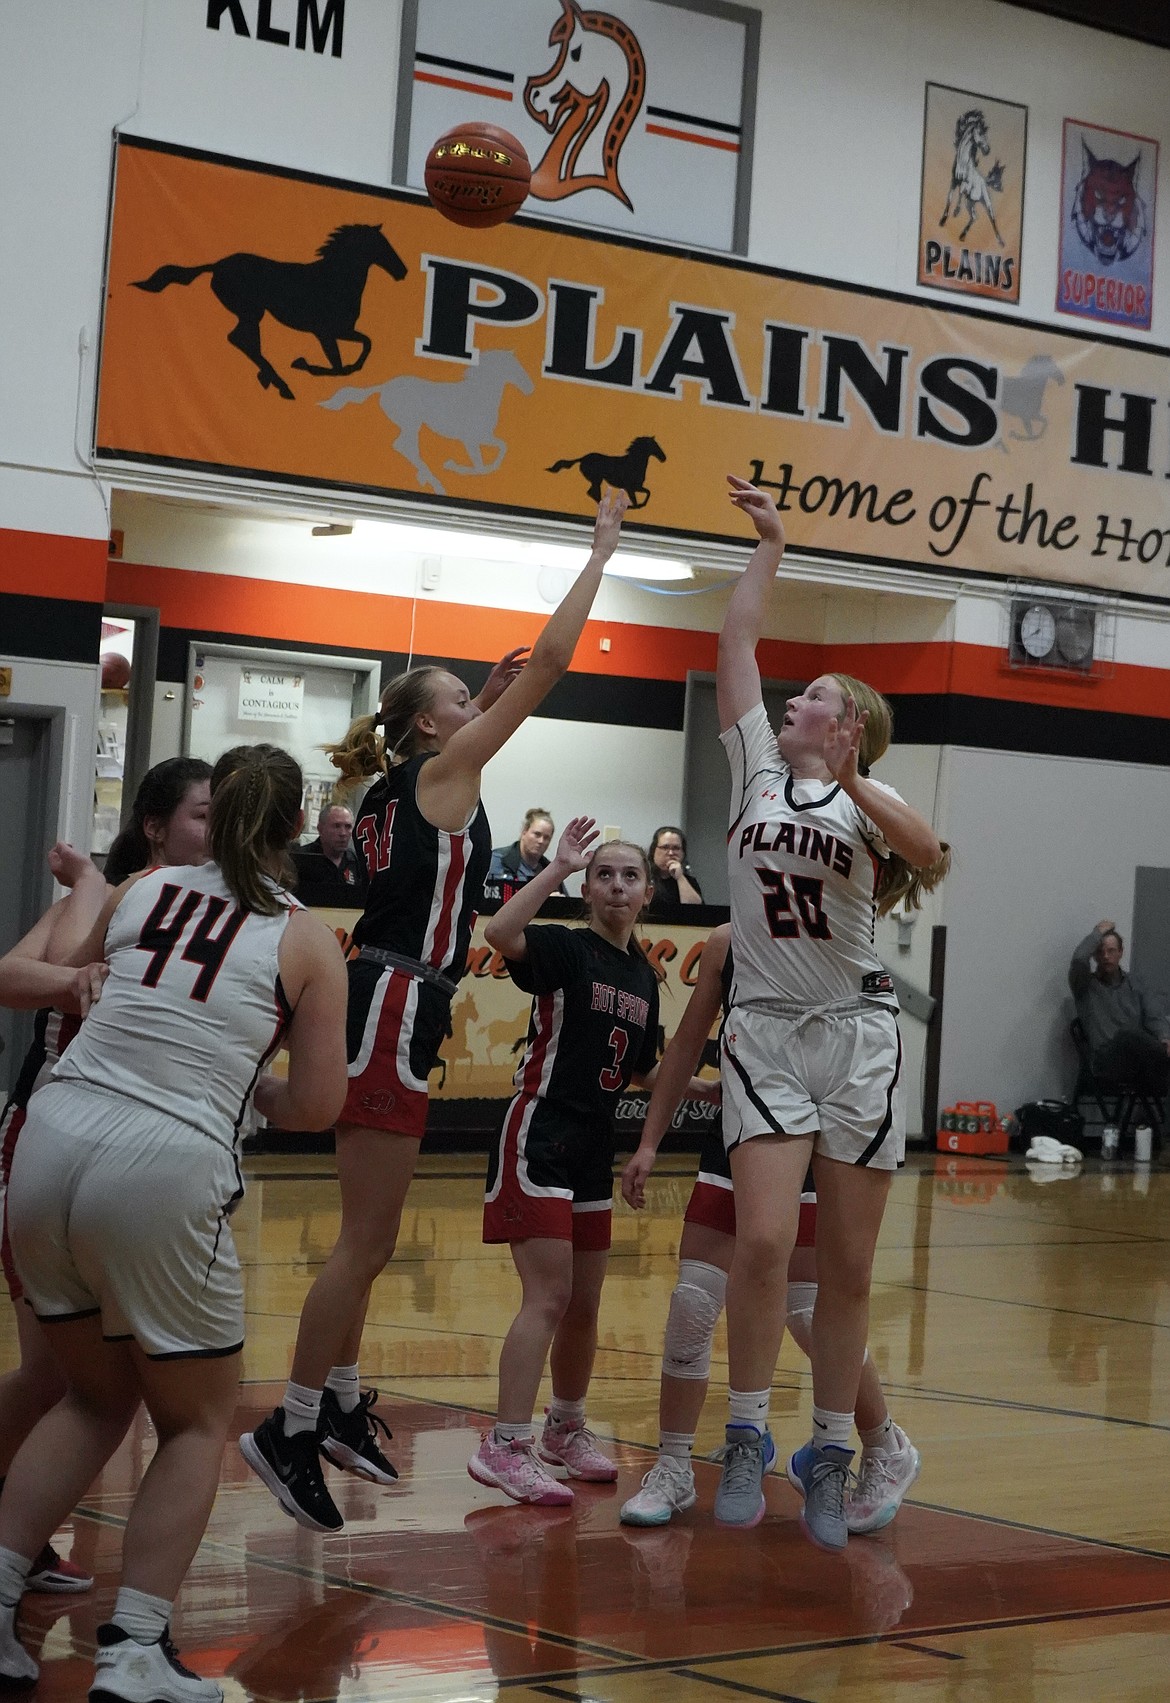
[1057,119,1157,332]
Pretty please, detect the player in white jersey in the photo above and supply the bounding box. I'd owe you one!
[0,744,347,1703]
[712,475,949,1552]
[0,758,211,1601]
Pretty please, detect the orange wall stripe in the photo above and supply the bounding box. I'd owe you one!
[104,560,1170,721]
[1,529,108,602]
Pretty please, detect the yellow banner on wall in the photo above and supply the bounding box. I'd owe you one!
[97,136,1170,598]
[309,907,720,1141]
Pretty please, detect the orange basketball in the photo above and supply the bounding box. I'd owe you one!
[424,123,531,229]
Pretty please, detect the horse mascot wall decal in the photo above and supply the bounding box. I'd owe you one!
[321,349,533,496]
[524,0,646,209]
[547,436,665,507]
[998,354,1065,447]
[132,224,408,401]
[939,109,1005,246]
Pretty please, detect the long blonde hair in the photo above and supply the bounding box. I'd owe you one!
[209,744,303,916]
[831,673,951,917]
[325,713,384,805]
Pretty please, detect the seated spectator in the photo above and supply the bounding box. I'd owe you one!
[1069,919,1170,1097]
[485,809,566,901]
[645,825,703,918]
[292,804,369,908]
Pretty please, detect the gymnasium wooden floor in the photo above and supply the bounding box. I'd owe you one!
[8,1149,1170,1701]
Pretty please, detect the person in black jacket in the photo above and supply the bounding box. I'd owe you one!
[645,825,703,917]
[291,805,369,908]
[485,809,566,901]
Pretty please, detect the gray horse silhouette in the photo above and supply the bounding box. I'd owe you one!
[321,350,533,494]
[999,354,1065,446]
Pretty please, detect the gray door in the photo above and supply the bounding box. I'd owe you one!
[680,675,801,906]
[1131,867,1170,1017]
[0,717,54,1096]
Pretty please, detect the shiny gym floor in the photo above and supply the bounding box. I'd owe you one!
[9,1150,1170,1701]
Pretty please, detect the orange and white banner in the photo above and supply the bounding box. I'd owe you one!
[97,136,1170,598]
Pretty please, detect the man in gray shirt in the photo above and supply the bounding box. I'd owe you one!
[1069,920,1170,1097]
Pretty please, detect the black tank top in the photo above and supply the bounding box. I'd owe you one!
[351,754,491,979]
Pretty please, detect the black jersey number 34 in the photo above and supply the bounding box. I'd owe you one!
[758,868,833,941]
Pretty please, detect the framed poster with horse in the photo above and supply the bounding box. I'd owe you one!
[917,82,1027,305]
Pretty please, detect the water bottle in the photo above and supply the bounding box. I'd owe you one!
[1101,1125,1119,1157]
[1134,1125,1153,1164]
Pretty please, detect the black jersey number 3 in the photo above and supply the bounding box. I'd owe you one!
[599,1025,629,1092]
[135,884,248,1002]
[758,869,833,941]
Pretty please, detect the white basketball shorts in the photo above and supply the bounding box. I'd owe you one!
[9,1080,245,1358]
[721,1000,905,1170]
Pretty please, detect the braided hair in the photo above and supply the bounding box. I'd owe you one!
[209,744,304,915]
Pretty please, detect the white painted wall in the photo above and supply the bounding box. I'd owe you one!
[937,745,1170,1118]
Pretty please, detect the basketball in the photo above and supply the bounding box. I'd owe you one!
[424,123,531,229]
[101,651,131,690]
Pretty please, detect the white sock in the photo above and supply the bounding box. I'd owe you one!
[282,1380,323,1437]
[493,1421,534,1444]
[658,1430,694,1461]
[112,1586,172,1644]
[325,1364,361,1415]
[728,1389,770,1431]
[859,1417,897,1455]
[0,1548,32,1612]
[811,1404,854,1450]
[547,1397,586,1429]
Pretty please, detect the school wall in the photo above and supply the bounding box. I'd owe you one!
[3,0,1170,1129]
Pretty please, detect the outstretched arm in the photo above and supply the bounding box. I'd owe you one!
[621,926,729,1208]
[485,817,598,962]
[419,494,627,828]
[473,646,530,714]
[717,475,786,734]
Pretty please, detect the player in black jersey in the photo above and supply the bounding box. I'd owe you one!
[470,820,713,1507]
[243,492,630,1533]
[619,925,919,1535]
[0,758,211,1600]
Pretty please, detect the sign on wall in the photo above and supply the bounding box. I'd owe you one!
[1056,119,1157,333]
[96,137,1170,600]
[394,0,759,252]
[238,668,305,721]
[917,82,1027,305]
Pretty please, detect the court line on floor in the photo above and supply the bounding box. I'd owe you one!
[68,1472,1170,1693]
[490,1599,1170,1692]
[675,1668,816,1702]
[67,1504,637,1668]
[887,1277,1170,1331]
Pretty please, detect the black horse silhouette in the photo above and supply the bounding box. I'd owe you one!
[132,224,408,402]
[547,435,666,507]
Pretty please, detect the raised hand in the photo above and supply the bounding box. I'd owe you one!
[824,694,867,783]
[727,473,786,547]
[553,815,600,874]
[48,842,99,890]
[476,646,530,712]
[592,488,629,556]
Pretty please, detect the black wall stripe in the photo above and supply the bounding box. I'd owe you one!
[0,594,103,665]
